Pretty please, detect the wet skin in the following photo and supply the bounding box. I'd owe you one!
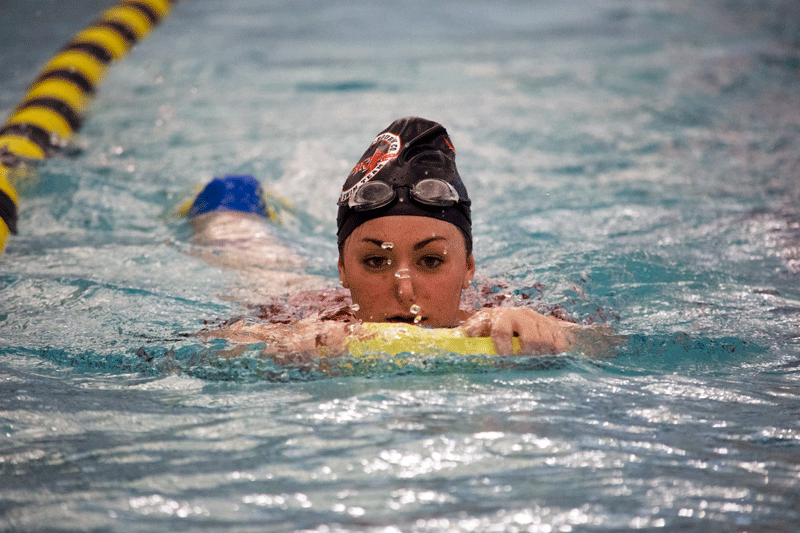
[338,215,475,328]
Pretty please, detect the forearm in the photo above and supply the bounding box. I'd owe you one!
[563,324,623,358]
[200,317,357,359]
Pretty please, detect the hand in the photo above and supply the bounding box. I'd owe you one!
[459,307,574,355]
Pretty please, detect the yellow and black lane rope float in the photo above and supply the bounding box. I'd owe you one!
[0,0,178,258]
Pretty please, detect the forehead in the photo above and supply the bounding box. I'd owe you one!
[344,216,464,249]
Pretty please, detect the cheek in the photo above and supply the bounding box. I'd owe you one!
[420,270,466,304]
[349,279,393,321]
[444,278,467,304]
[345,269,391,303]
[352,279,389,298]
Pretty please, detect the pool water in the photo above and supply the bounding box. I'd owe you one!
[2,0,800,531]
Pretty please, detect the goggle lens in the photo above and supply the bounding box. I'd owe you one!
[350,181,394,210]
[346,178,462,211]
[411,179,459,207]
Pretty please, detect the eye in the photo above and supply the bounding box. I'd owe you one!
[419,255,444,270]
[363,256,390,270]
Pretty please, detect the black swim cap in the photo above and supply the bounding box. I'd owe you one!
[336,117,472,254]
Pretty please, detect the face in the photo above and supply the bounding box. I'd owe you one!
[338,216,475,328]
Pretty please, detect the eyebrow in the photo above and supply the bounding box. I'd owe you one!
[361,236,446,250]
[413,236,446,250]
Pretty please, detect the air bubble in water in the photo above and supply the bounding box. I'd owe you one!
[381,242,394,249]
[413,315,423,324]
[409,304,421,315]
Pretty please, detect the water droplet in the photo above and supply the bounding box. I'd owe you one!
[395,269,410,279]
[413,315,423,324]
[387,259,392,266]
[409,304,421,315]
[351,304,360,312]
[381,242,394,249]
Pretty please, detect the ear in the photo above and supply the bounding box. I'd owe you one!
[338,256,349,288]
[463,253,475,289]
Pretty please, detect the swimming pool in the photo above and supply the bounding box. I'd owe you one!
[2,0,800,531]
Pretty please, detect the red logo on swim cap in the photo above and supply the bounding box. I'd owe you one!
[340,132,401,204]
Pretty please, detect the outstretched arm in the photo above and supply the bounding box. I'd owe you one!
[200,310,621,361]
[200,318,359,362]
[459,307,620,357]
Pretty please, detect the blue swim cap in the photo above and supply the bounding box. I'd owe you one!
[188,175,270,218]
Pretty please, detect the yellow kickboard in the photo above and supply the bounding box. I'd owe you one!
[347,322,519,356]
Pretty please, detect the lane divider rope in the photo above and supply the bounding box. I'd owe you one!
[0,0,177,257]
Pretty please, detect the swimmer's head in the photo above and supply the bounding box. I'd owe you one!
[336,117,472,255]
[188,175,270,218]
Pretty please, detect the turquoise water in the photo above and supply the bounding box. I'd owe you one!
[2,0,800,531]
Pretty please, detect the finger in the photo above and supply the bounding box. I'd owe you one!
[490,313,516,355]
[509,309,538,354]
[544,316,570,353]
[518,322,547,355]
[517,325,536,354]
[492,334,515,356]
[540,322,565,354]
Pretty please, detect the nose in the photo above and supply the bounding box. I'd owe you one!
[393,267,415,304]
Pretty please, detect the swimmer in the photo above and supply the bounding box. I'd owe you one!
[199,117,607,358]
[185,174,325,302]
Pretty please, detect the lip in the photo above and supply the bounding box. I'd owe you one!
[386,315,424,324]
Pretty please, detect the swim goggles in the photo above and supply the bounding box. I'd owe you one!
[340,178,470,211]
